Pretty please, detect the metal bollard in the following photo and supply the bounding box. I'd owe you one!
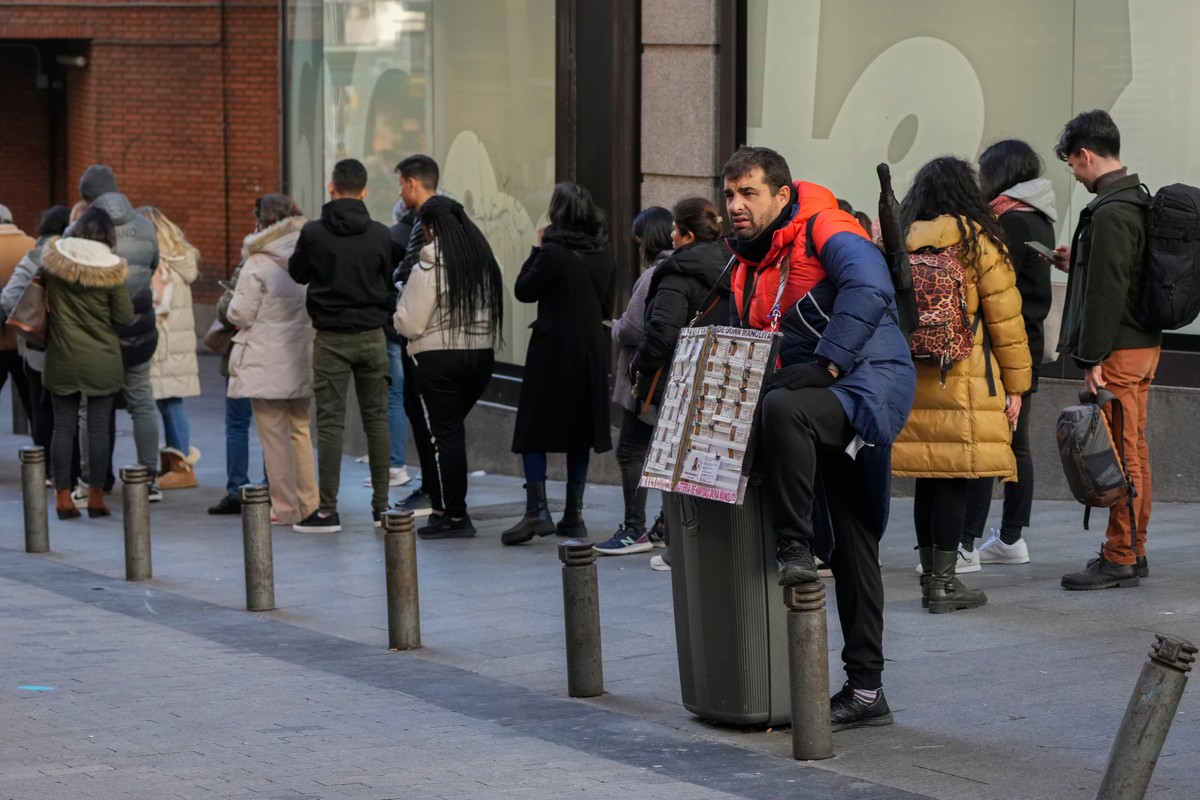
[1095,634,1197,800]
[19,446,48,553]
[120,466,152,581]
[559,539,603,697]
[240,484,275,612]
[785,582,833,760]
[383,509,421,650]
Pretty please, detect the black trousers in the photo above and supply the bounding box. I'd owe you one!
[961,392,1035,547]
[615,408,654,532]
[915,478,980,552]
[401,346,436,491]
[409,348,493,517]
[761,386,886,690]
[0,349,31,424]
[1002,392,1034,530]
[51,392,116,491]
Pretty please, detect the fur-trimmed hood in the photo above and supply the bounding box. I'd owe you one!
[242,215,307,260]
[41,236,129,288]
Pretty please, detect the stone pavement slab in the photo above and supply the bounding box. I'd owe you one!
[0,357,1198,799]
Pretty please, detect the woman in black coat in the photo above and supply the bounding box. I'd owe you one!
[502,182,616,545]
[630,197,731,409]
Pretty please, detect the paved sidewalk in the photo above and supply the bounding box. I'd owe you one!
[1,358,1198,799]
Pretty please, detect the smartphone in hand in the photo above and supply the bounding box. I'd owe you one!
[1025,241,1058,262]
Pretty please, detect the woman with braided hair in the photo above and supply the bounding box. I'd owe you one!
[393,194,503,539]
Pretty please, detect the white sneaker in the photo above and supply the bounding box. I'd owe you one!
[914,544,981,574]
[650,554,672,572]
[362,467,412,487]
[978,529,1030,564]
[956,545,981,573]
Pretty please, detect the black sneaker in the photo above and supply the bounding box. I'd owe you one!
[417,515,476,539]
[394,488,432,512]
[777,540,818,585]
[1061,553,1139,590]
[293,510,342,533]
[829,683,893,732]
[208,494,242,515]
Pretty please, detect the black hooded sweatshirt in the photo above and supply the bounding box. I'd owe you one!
[288,198,396,332]
[630,239,732,404]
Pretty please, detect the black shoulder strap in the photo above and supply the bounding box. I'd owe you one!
[805,212,822,259]
[690,254,737,328]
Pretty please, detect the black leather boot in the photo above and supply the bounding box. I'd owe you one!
[500,482,556,545]
[918,546,933,609]
[928,547,987,614]
[556,482,588,538]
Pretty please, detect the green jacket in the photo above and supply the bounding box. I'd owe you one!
[1059,171,1162,368]
[42,237,134,396]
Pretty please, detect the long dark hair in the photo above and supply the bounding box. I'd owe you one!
[978,139,1043,201]
[900,156,1008,265]
[418,196,504,346]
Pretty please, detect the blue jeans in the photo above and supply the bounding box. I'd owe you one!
[522,451,590,484]
[386,338,409,468]
[156,397,190,452]
[225,393,253,496]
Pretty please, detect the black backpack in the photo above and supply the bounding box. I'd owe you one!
[1098,183,1200,331]
[1056,389,1135,551]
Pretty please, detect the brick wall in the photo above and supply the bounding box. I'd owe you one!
[0,0,281,303]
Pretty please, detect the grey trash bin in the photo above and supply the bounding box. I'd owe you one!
[665,484,790,727]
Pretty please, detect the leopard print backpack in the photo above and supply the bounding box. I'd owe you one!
[908,243,975,378]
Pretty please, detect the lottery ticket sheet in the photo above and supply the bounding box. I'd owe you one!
[638,325,778,505]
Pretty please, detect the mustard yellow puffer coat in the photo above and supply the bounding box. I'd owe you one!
[891,216,1032,481]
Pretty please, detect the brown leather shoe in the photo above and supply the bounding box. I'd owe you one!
[86,485,110,518]
[55,488,81,520]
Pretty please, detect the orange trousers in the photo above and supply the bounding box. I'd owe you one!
[1099,346,1159,566]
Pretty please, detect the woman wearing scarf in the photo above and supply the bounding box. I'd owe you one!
[964,139,1056,565]
[502,182,616,545]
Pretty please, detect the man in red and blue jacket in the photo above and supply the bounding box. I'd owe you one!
[723,146,915,732]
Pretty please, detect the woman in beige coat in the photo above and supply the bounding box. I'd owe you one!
[227,195,316,525]
[891,157,1031,614]
[139,206,202,488]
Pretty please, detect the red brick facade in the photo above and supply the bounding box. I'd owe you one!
[0,0,281,303]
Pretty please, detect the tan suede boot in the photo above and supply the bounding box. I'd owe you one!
[158,446,199,490]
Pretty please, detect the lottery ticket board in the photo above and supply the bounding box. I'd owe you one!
[639,325,778,505]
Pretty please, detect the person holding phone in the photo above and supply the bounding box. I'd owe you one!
[961,139,1057,567]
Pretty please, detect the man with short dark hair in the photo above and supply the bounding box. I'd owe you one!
[1054,109,1160,590]
[289,158,395,532]
[723,145,914,731]
[388,154,442,512]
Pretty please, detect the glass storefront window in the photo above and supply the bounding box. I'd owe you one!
[745,0,1200,336]
[285,0,556,364]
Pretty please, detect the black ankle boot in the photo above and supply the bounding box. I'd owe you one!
[918,546,933,609]
[928,547,987,614]
[556,482,587,538]
[501,482,556,545]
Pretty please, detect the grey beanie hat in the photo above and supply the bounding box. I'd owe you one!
[0,204,12,224]
[79,164,120,202]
